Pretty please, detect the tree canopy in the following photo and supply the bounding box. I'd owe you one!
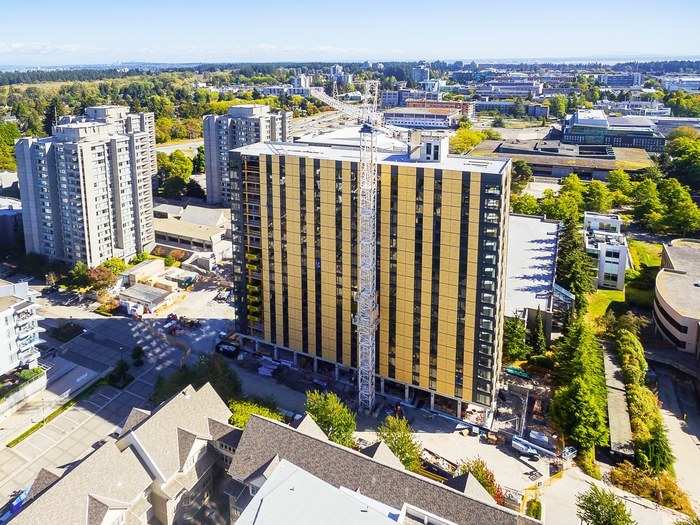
[305,391,356,447]
[376,416,423,471]
[576,485,636,525]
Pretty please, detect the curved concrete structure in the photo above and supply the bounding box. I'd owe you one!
[653,239,700,356]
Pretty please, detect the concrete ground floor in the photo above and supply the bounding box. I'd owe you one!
[233,332,493,424]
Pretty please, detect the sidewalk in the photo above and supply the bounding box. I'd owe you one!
[0,356,98,445]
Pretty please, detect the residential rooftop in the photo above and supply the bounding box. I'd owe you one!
[153,217,224,241]
[229,415,538,525]
[384,107,460,116]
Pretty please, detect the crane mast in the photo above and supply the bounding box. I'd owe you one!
[310,83,381,411]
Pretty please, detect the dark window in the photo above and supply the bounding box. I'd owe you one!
[314,159,322,357]
[428,170,443,390]
[454,173,470,397]
[299,158,309,353]
[335,161,344,364]
[280,157,289,347]
[265,156,276,343]
[388,165,399,378]
[412,168,425,385]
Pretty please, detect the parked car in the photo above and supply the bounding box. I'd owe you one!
[215,341,239,358]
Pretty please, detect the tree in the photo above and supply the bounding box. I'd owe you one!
[639,423,675,475]
[512,98,525,118]
[305,391,356,447]
[547,95,567,118]
[510,193,540,215]
[565,252,595,311]
[551,375,608,450]
[449,128,488,154]
[131,345,145,367]
[492,114,505,127]
[458,458,505,505]
[539,190,580,223]
[192,145,206,174]
[0,122,21,171]
[657,178,700,234]
[576,485,635,525]
[632,179,663,226]
[561,173,586,196]
[376,415,423,471]
[43,97,68,135]
[162,176,187,198]
[667,126,700,141]
[87,266,117,290]
[530,308,547,355]
[185,179,206,199]
[101,257,127,274]
[503,317,531,361]
[585,180,613,213]
[166,150,193,180]
[607,169,633,194]
[511,160,533,194]
[109,358,131,387]
[68,261,89,287]
[229,399,283,428]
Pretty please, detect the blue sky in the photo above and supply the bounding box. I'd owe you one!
[1,0,699,65]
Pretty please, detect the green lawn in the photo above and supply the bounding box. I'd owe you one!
[628,240,662,269]
[586,289,626,325]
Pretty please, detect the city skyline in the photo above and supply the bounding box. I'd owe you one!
[1,0,699,66]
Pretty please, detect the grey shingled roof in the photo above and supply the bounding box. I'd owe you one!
[229,416,540,525]
[290,414,328,441]
[26,467,63,501]
[208,418,242,448]
[360,441,404,470]
[119,407,151,436]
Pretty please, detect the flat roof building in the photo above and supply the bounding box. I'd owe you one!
[203,104,291,205]
[562,109,666,153]
[0,280,43,376]
[505,215,559,338]
[654,239,700,357]
[470,139,654,180]
[583,212,630,291]
[15,105,156,267]
[229,132,511,412]
[383,107,461,129]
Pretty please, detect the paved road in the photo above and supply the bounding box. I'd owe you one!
[656,367,700,514]
[155,139,202,156]
[0,320,181,501]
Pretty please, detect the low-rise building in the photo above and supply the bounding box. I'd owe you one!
[153,217,230,262]
[405,99,476,121]
[599,73,643,89]
[227,415,539,525]
[0,280,43,375]
[594,99,671,117]
[505,215,560,339]
[383,107,460,128]
[469,139,654,180]
[654,239,700,356]
[473,100,549,118]
[0,196,22,250]
[661,75,700,93]
[14,383,241,525]
[583,212,630,291]
[380,88,440,109]
[562,109,666,153]
[118,282,174,313]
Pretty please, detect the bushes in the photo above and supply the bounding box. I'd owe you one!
[576,446,602,479]
[458,458,505,505]
[611,326,675,475]
[229,398,283,428]
[525,499,542,520]
[151,353,242,404]
[609,461,694,516]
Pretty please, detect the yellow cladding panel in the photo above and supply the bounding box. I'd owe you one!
[270,158,284,344]
[342,161,353,365]
[285,156,304,353]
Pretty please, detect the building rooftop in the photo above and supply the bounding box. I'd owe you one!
[505,214,559,316]
[153,217,224,242]
[229,415,537,525]
[657,239,700,319]
[234,140,509,175]
[235,459,398,525]
[384,107,460,116]
[573,109,609,127]
[470,140,654,172]
[179,205,227,228]
[14,384,236,525]
[295,125,406,152]
[119,282,170,304]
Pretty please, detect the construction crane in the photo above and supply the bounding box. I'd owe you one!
[309,82,393,412]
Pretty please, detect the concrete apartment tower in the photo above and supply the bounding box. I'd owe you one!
[203,105,291,205]
[0,280,43,375]
[228,134,511,413]
[15,105,156,268]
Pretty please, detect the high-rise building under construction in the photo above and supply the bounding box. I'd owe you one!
[228,133,511,413]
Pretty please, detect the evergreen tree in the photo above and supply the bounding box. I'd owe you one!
[530,307,547,355]
[503,317,531,361]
